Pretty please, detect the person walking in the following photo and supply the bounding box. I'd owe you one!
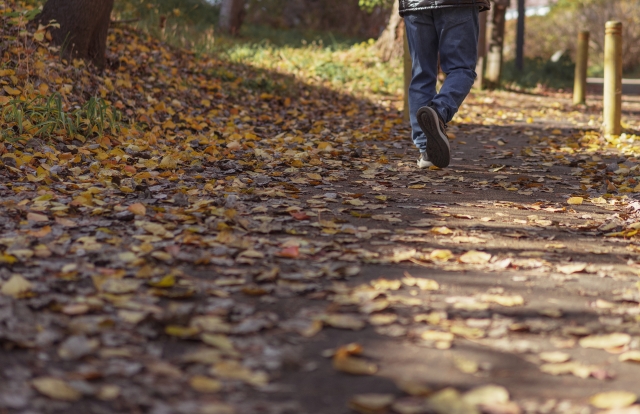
[401,0,490,169]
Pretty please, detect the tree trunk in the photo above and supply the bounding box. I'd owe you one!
[474,10,488,89]
[219,0,246,36]
[485,0,510,87]
[36,0,114,70]
[376,0,404,62]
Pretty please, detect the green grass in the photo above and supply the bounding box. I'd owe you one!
[211,31,402,97]
[1,94,122,142]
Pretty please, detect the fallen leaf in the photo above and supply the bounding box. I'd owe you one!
[276,245,299,258]
[426,388,480,414]
[348,394,395,413]
[557,262,587,275]
[31,377,81,401]
[431,227,454,235]
[619,351,640,363]
[462,385,510,406]
[590,391,637,409]
[580,333,631,349]
[1,274,32,298]
[539,351,571,363]
[27,212,49,222]
[128,203,147,216]
[333,353,378,375]
[567,197,584,205]
[189,375,222,393]
[459,251,492,265]
[322,314,365,330]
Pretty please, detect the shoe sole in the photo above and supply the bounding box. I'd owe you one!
[417,106,451,168]
[417,158,433,169]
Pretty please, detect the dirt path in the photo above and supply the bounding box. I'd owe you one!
[217,92,640,414]
[2,71,640,414]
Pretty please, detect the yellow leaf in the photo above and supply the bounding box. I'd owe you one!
[427,388,479,414]
[27,212,49,222]
[619,351,640,363]
[3,85,21,96]
[430,249,453,261]
[431,227,453,235]
[539,352,571,363]
[333,353,378,376]
[462,385,510,406]
[1,274,32,298]
[589,391,637,409]
[459,250,492,265]
[189,375,222,393]
[0,254,18,265]
[128,203,146,216]
[165,325,200,338]
[348,394,395,413]
[159,155,179,169]
[148,274,175,288]
[567,197,583,205]
[345,199,364,206]
[580,333,631,349]
[479,294,524,307]
[32,377,81,401]
[97,385,121,401]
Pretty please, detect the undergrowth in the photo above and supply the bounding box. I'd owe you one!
[1,94,122,142]
[501,56,575,91]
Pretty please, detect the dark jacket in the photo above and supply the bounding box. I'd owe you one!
[399,0,491,16]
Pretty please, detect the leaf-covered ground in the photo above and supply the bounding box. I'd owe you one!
[3,2,640,414]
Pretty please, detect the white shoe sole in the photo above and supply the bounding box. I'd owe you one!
[417,158,433,169]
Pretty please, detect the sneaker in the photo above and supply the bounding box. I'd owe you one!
[417,106,451,168]
[417,152,433,169]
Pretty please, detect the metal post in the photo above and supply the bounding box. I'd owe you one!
[603,21,622,136]
[516,0,525,71]
[474,11,488,90]
[403,28,412,122]
[573,31,589,105]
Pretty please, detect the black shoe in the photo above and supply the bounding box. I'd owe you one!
[417,106,451,168]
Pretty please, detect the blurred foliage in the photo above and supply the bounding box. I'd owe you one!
[113,0,220,26]
[504,0,640,77]
[111,0,220,53]
[245,0,389,39]
[358,0,393,13]
[501,56,575,91]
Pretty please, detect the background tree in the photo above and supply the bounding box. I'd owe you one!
[36,0,114,69]
[486,0,510,86]
[515,0,640,74]
[372,0,403,62]
[219,0,246,36]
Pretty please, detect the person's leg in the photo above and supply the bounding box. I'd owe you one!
[431,7,480,124]
[404,12,439,153]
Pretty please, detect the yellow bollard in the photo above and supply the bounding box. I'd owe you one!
[603,21,622,136]
[403,28,412,122]
[573,31,589,105]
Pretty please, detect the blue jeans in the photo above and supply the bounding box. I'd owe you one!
[404,8,479,152]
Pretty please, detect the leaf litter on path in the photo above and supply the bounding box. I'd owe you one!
[2,1,640,412]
